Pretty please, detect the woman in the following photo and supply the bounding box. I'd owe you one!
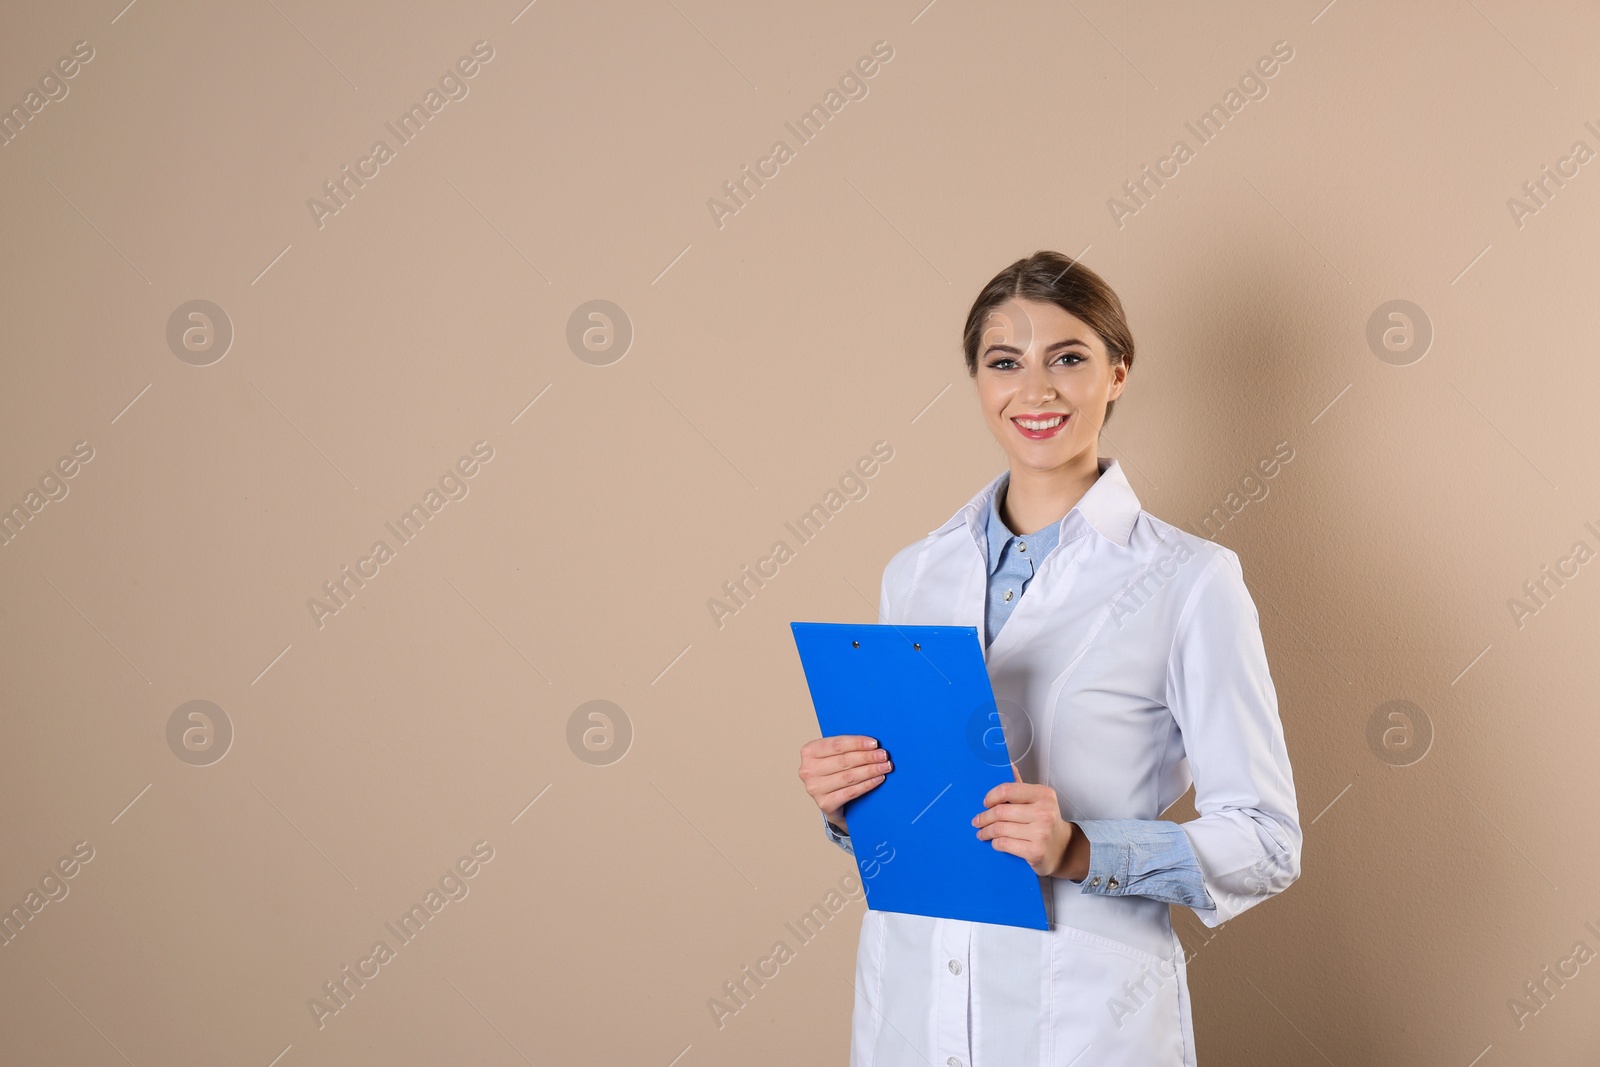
[797,250,1302,1066]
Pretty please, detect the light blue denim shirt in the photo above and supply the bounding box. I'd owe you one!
[824,471,1216,913]
[982,473,1061,647]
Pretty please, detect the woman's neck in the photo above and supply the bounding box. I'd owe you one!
[1000,454,1103,535]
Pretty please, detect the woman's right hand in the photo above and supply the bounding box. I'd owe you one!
[798,735,893,833]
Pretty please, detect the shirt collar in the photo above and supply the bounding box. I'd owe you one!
[983,474,1016,575]
[930,456,1142,552]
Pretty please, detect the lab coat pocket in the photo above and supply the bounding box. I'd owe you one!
[1047,923,1186,1066]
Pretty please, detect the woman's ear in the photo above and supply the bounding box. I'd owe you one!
[1108,360,1128,399]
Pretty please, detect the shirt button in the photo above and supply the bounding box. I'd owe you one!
[1090,876,1101,887]
[948,959,962,974]
[1018,541,1027,552]
[1107,877,1119,890]
[1004,589,1014,602]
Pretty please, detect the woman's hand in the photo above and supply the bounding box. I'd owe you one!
[972,776,1081,878]
[798,735,892,833]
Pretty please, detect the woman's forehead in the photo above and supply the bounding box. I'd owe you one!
[981,299,1100,349]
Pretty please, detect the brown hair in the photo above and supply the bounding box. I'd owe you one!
[961,250,1136,425]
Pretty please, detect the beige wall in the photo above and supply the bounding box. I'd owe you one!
[2,0,1599,1063]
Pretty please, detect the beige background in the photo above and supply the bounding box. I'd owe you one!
[2,0,1598,1063]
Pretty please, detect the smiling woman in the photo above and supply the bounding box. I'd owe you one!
[797,250,1301,1066]
[961,254,1135,541]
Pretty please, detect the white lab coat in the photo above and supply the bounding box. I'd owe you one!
[846,458,1301,1067]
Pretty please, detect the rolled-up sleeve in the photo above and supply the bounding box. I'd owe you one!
[1164,549,1302,928]
[822,809,855,854]
[1070,818,1215,910]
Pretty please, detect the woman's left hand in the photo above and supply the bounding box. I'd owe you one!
[972,775,1075,878]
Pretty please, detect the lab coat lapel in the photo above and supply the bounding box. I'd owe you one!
[901,511,1060,783]
[903,462,1141,786]
[984,540,1110,788]
[904,520,987,635]
[909,469,1004,642]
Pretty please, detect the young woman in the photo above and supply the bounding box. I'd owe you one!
[797,250,1302,1066]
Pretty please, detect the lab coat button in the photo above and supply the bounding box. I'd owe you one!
[948,959,962,974]
[947,1059,963,1067]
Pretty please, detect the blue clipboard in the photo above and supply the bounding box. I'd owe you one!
[791,621,1049,930]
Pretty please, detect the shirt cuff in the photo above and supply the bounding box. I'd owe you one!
[1072,818,1216,911]
[821,809,854,855]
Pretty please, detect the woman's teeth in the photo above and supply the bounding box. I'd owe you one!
[1015,416,1065,430]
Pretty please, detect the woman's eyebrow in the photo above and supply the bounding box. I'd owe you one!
[983,337,1092,356]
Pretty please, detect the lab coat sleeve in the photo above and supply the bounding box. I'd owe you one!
[1165,548,1302,928]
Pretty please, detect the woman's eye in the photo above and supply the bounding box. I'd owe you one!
[985,354,1081,369]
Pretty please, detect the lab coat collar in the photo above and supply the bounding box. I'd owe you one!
[929,457,1140,550]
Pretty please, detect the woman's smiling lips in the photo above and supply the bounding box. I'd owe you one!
[1010,412,1070,439]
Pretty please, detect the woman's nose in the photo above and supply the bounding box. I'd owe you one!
[1020,365,1055,402]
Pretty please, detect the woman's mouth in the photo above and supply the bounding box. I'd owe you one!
[1010,413,1069,439]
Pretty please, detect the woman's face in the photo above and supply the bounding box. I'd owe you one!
[974,297,1126,474]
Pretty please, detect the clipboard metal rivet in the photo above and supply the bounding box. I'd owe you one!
[913,643,921,650]
[852,640,859,648]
